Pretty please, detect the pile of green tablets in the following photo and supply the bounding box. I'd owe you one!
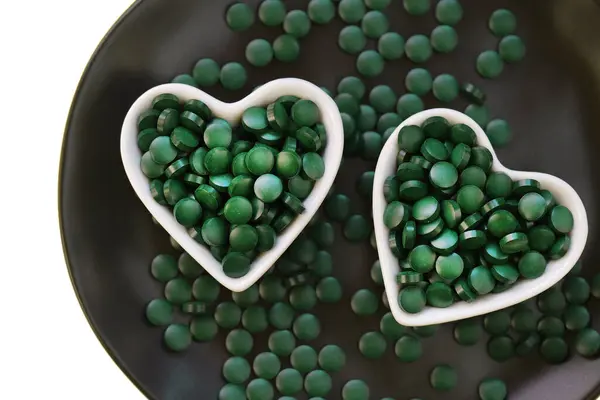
[382,116,574,313]
[137,93,327,278]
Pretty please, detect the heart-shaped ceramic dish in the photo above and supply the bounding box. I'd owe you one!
[373,108,588,327]
[121,78,343,292]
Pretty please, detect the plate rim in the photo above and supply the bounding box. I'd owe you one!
[57,0,153,398]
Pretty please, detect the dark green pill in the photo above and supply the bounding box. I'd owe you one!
[422,116,450,140]
[426,282,454,308]
[226,3,255,31]
[478,378,508,400]
[378,32,405,60]
[477,50,504,79]
[404,0,431,16]
[405,34,432,63]
[405,68,432,96]
[432,74,459,102]
[499,35,526,63]
[395,335,422,362]
[356,50,385,77]
[339,25,367,55]
[517,251,546,278]
[164,324,192,352]
[338,0,367,23]
[453,319,482,346]
[429,364,457,391]
[537,316,565,338]
[469,266,495,295]
[165,278,193,304]
[361,10,389,39]
[137,109,160,131]
[258,0,286,26]
[342,380,370,400]
[146,299,173,326]
[484,312,510,335]
[575,328,600,358]
[564,304,590,331]
[247,379,274,400]
[359,331,387,359]
[487,335,515,362]
[398,286,426,313]
[489,9,516,37]
[220,62,247,90]
[431,25,458,53]
[540,337,568,364]
[549,205,574,234]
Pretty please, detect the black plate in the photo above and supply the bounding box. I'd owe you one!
[60,0,600,399]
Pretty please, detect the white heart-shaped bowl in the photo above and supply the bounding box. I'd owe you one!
[373,108,588,327]
[121,78,343,292]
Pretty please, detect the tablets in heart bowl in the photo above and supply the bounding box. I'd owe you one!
[121,78,343,292]
[372,108,588,327]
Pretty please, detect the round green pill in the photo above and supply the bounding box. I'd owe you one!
[435,253,463,280]
[489,9,517,37]
[484,312,510,335]
[339,25,367,55]
[303,152,325,180]
[487,210,518,238]
[441,200,461,229]
[304,370,332,397]
[430,364,457,391]
[575,328,600,358]
[342,380,370,400]
[518,251,546,279]
[223,196,253,225]
[229,225,258,252]
[276,369,303,396]
[432,74,459,102]
[149,136,177,165]
[499,35,526,63]
[316,277,343,303]
[397,94,424,118]
[405,34,432,63]
[190,315,218,341]
[430,161,458,189]
[214,302,242,329]
[343,214,371,242]
[173,198,202,227]
[357,50,385,77]
[223,356,251,384]
[431,25,458,53]
[478,378,507,400]
[220,62,246,90]
[284,10,311,38]
[511,308,537,333]
[273,34,300,62]
[338,0,367,23]
[268,330,296,357]
[457,185,485,214]
[403,0,431,15]
[537,288,567,316]
[487,335,515,362]
[359,331,387,359]
[252,352,281,380]
[518,192,546,221]
[226,3,255,31]
[426,282,454,308]
[477,50,504,79]
[247,379,274,400]
[226,329,254,356]
[549,205,574,234]
[246,39,273,67]
[436,0,463,25]
[361,10,389,39]
[146,299,173,326]
[564,304,590,331]
[318,344,346,372]
[469,266,495,295]
[398,286,426,313]
[201,217,227,247]
[163,324,192,352]
[563,276,590,305]
[405,68,432,95]
[540,337,568,364]
[486,119,512,147]
[165,277,192,304]
[537,316,565,338]
[351,289,379,316]
[192,275,220,303]
[394,334,422,362]
[486,172,512,198]
[151,254,178,282]
[378,32,405,60]
[258,0,286,26]
[491,264,519,284]
[338,76,366,100]
[293,313,321,341]
[453,319,482,346]
[219,384,245,400]
[307,0,335,24]
[290,345,318,373]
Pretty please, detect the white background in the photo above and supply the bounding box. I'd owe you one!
[2,0,143,398]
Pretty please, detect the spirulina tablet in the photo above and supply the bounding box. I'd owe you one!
[431,25,458,53]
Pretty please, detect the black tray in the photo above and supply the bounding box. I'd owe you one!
[59,0,600,399]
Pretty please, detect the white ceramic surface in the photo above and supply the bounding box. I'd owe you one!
[121,78,343,292]
[373,108,588,327]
